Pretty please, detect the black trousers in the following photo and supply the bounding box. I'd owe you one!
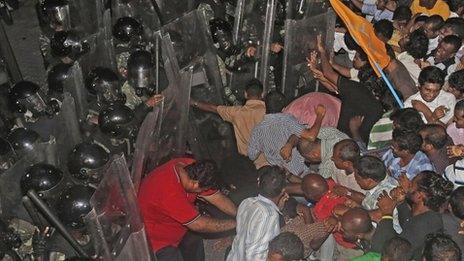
[155,232,205,261]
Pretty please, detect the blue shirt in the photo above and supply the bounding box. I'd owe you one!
[382,149,435,180]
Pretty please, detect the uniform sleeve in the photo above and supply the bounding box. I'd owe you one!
[217,106,239,122]
[160,190,200,225]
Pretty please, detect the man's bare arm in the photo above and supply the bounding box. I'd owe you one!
[191,100,219,114]
[201,192,237,217]
[186,215,236,233]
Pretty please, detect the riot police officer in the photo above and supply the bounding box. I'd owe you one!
[67,141,110,185]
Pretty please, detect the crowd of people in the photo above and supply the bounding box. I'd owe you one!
[143,0,464,260]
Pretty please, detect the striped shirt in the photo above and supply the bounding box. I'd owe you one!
[227,195,281,261]
[248,113,309,176]
[367,111,394,150]
[382,149,435,180]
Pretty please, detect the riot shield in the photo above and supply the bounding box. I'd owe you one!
[68,0,105,35]
[233,0,278,92]
[281,8,336,99]
[154,0,195,24]
[0,139,58,221]
[130,103,162,192]
[111,0,161,32]
[62,63,89,122]
[93,10,117,71]
[84,154,151,260]
[285,0,333,20]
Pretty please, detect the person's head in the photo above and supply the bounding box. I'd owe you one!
[450,186,464,219]
[257,166,286,200]
[376,0,388,10]
[418,124,448,154]
[454,100,464,128]
[381,237,412,261]
[390,108,425,132]
[244,79,264,100]
[391,129,423,158]
[423,15,444,39]
[353,156,387,190]
[404,29,429,59]
[352,49,369,70]
[340,208,374,243]
[267,232,304,261]
[374,19,394,43]
[411,15,429,32]
[418,66,445,102]
[344,33,360,51]
[448,0,464,16]
[297,138,322,164]
[448,69,464,100]
[181,160,219,193]
[301,173,329,202]
[440,18,464,39]
[331,139,360,174]
[393,6,412,31]
[265,91,287,114]
[407,171,454,211]
[422,233,462,261]
[434,35,462,63]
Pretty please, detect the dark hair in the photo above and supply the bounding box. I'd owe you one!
[393,6,412,21]
[456,99,464,111]
[268,232,304,261]
[257,166,286,198]
[425,15,444,31]
[392,129,423,155]
[418,66,445,87]
[416,171,454,212]
[385,43,396,59]
[382,237,412,261]
[344,33,360,51]
[358,64,376,83]
[380,86,403,112]
[442,18,464,38]
[335,139,360,163]
[448,69,464,95]
[390,108,425,133]
[441,35,463,53]
[374,19,394,41]
[405,29,429,59]
[265,91,287,113]
[419,124,448,149]
[185,160,218,189]
[423,233,462,261]
[245,78,263,97]
[354,155,386,182]
[450,187,464,219]
[448,0,464,13]
[415,15,429,23]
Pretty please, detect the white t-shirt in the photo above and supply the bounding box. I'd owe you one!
[404,90,456,123]
[397,52,421,86]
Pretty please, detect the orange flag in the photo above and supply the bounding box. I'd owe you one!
[329,0,391,76]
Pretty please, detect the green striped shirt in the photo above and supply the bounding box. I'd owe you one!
[368,111,393,150]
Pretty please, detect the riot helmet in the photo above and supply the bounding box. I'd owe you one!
[210,18,234,53]
[50,31,90,61]
[55,184,94,229]
[127,50,155,97]
[47,62,73,96]
[20,163,64,199]
[8,81,55,117]
[0,137,16,172]
[6,128,40,155]
[67,142,110,183]
[41,0,71,31]
[98,104,138,141]
[86,67,125,105]
[112,17,144,44]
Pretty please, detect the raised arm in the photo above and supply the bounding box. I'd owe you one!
[316,35,340,85]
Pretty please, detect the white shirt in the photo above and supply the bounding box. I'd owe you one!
[428,36,440,55]
[404,90,456,123]
[332,169,366,194]
[397,52,421,86]
[445,159,464,189]
[227,195,281,261]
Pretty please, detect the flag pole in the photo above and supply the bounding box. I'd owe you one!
[374,62,404,109]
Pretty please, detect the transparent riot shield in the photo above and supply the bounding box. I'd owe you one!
[93,10,117,71]
[233,0,278,92]
[84,154,151,260]
[68,0,105,35]
[63,63,89,122]
[0,139,58,221]
[281,8,336,99]
[130,103,162,192]
[112,0,161,32]
[285,0,333,20]
[154,0,195,24]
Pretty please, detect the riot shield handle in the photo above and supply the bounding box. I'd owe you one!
[22,196,47,231]
[26,190,90,258]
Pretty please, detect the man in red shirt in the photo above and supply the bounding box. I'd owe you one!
[138,158,237,261]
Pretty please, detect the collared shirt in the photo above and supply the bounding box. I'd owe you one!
[427,37,440,55]
[410,0,450,19]
[248,113,309,176]
[217,99,268,168]
[227,195,281,261]
[368,111,394,151]
[382,149,435,180]
[447,123,464,145]
[318,127,350,179]
[404,90,456,124]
